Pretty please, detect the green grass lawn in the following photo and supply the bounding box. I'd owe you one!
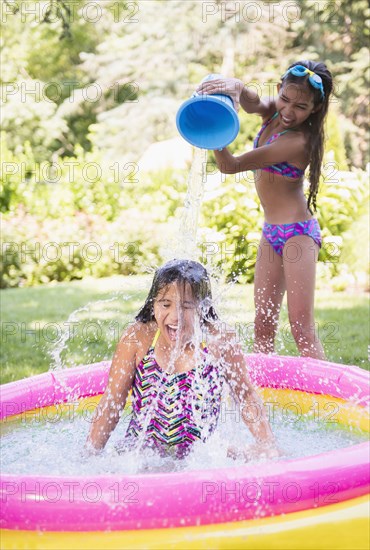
[1,275,369,384]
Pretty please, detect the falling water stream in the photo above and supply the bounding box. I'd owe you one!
[177,147,208,257]
[162,147,208,261]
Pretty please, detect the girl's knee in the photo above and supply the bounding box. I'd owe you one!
[289,317,317,341]
[254,313,278,337]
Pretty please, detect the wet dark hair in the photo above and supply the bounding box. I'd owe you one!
[281,60,333,212]
[136,259,219,325]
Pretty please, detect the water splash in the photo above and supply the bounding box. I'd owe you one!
[49,302,98,371]
[48,284,148,372]
[2,402,367,476]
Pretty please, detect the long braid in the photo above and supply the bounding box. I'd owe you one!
[307,110,324,212]
[282,61,333,212]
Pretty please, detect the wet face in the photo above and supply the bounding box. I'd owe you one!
[275,82,318,129]
[153,282,198,347]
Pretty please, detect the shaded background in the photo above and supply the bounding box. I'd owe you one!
[1,0,369,288]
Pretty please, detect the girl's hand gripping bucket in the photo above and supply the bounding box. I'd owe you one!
[176,74,240,150]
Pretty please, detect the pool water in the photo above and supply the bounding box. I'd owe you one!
[1,399,367,477]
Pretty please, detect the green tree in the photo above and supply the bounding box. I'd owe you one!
[288,0,370,166]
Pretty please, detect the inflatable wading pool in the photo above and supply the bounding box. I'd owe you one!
[1,354,369,550]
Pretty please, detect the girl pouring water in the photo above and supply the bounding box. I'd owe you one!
[197,61,333,359]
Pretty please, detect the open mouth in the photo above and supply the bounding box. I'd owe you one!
[166,324,179,341]
[281,114,294,125]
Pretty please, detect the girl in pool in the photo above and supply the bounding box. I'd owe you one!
[197,61,333,360]
[87,259,277,460]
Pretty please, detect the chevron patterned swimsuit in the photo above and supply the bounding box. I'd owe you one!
[262,219,322,256]
[122,330,224,458]
[254,112,322,256]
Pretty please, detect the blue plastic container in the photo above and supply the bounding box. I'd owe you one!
[176,74,240,150]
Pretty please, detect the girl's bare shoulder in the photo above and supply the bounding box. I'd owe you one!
[287,128,307,143]
[260,99,278,122]
[119,321,157,355]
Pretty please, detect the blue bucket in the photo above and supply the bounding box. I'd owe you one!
[176,75,240,150]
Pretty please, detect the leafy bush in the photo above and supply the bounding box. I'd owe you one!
[0,152,188,288]
[200,173,262,283]
[317,167,369,269]
[0,81,68,162]
[1,130,368,289]
[0,208,166,288]
[0,134,38,213]
[0,134,123,220]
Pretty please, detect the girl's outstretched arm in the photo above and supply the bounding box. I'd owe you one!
[223,342,276,449]
[214,130,306,174]
[196,77,273,116]
[86,324,139,452]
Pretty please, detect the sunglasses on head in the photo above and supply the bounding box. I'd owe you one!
[282,65,325,100]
